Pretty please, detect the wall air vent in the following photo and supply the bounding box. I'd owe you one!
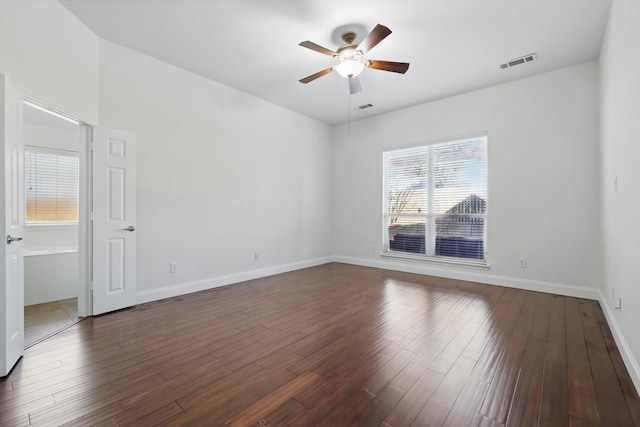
[500,53,537,70]
[356,103,374,110]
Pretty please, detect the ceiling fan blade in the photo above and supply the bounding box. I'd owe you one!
[299,67,334,84]
[298,41,337,57]
[357,24,392,54]
[367,60,410,74]
[348,76,362,94]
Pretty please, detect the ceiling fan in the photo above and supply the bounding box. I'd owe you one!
[298,24,410,94]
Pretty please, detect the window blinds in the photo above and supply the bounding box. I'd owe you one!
[25,147,79,223]
[383,136,487,261]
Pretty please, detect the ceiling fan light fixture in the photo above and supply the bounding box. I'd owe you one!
[336,59,365,78]
[298,24,409,90]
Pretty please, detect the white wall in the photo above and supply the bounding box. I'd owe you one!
[97,39,333,300]
[333,62,601,299]
[24,252,78,305]
[0,0,98,123]
[599,0,640,392]
[24,121,79,152]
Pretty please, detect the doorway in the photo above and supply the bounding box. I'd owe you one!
[22,101,84,347]
[2,75,136,376]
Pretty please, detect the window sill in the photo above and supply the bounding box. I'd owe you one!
[25,223,79,231]
[381,251,490,270]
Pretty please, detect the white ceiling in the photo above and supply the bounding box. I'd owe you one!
[59,0,612,126]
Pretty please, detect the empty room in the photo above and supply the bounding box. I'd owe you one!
[0,0,639,426]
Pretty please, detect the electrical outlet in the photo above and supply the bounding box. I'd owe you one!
[254,252,259,261]
[519,257,526,268]
[614,297,622,311]
[296,247,300,255]
[169,263,177,273]
[372,246,377,254]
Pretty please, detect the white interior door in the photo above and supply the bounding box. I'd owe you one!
[0,75,24,376]
[92,127,136,315]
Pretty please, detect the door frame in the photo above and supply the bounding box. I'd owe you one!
[23,97,94,317]
[78,124,92,317]
[22,99,138,319]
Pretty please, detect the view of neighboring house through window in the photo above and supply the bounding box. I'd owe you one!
[25,147,79,223]
[383,134,487,262]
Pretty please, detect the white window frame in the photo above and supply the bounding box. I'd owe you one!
[24,145,80,226]
[382,133,489,267]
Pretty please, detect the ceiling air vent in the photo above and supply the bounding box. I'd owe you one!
[356,103,374,110]
[500,53,537,70]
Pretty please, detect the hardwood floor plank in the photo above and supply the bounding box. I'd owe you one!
[0,393,55,424]
[475,415,506,427]
[547,294,566,346]
[313,387,374,427]
[347,384,406,426]
[430,355,476,407]
[577,298,599,329]
[505,369,542,427]
[538,294,569,427]
[470,340,506,384]
[0,412,30,427]
[175,362,264,410]
[520,294,550,374]
[410,400,450,427]
[539,341,569,427]
[225,371,322,426]
[384,368,444,426]
[113,359,234,425]
[258,398,307,426]
[565,297,601,425]
[569,415,600,427]
[121,402,184,427]
[583,324,634,426]
[362,348,416,396]
[53,401,123,427]
[29,374,166,426]
[291,354,392,425]
[442,377,491,427]
[164,368,297,426]
[388,352,433,392]
[479,292,535,424]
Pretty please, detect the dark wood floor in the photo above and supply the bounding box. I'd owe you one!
[1,263,639,427]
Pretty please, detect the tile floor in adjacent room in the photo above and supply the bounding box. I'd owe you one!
[24,298,79,347]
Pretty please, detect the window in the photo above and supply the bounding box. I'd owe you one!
[383,135,487,263]
[25,147,79,223]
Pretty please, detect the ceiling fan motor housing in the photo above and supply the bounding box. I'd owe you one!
[341,31,357,44]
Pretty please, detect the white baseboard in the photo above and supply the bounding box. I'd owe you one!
[333,255,600,300]
[136,256,333,305]
[139,254,600,305]
[598,290,640,395]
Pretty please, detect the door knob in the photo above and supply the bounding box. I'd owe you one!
[6,235,23,245]
[123,226,135,232]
